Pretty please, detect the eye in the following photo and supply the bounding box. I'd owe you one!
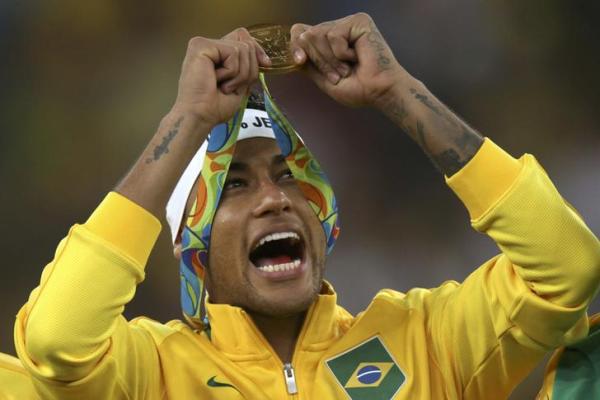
[279,169,294,181]
[224,178,246,190]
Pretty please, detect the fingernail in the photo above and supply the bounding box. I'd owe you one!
[262,54,272,65]
[327,71,341,84]
[293,49,304,64]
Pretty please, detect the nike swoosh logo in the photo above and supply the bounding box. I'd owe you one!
[207,375,240,392]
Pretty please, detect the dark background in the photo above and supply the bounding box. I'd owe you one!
[1,1,599,398]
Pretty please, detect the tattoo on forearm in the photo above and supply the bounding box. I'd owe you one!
[415,120,483,176]
[410,88,441,116]
[410,88,459,128]
[434,149,464,174]
[366,22,391,70]
[386,90,483,176]
[415,119,481,175]
[145,116,184,164]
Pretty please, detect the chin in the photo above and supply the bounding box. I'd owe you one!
[249,296,315,318]
[248,282,321,318]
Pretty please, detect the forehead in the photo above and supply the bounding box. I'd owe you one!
[230,137,281,165]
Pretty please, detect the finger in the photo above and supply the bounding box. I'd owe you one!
[303,62,336,94]
[222,41,251,94]
[221,28,271,68]
[327,29,358,63]
[237,38,259,84]
[253,39,271,67]
[307,28,352,78]
[221,29,238,41]
[215,65,235,82]
[298,30,342,85]
[217,44,241,93]
[236,27,272,67]
[290,23,310,65]
[252,38,273,67]
[200,39,238,83]
[245,38,259,83]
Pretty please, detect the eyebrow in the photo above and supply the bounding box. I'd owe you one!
[228,154,286,172]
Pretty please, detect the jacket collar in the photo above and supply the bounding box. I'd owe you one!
[205,281,350,359]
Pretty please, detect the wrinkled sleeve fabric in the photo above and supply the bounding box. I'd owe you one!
[14,193,164,399]
[427,139,600,399]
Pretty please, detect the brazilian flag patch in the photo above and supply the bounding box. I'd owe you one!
[326,336,405,399]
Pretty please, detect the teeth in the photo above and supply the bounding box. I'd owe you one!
[258,259,302,273]
[255,231,300,250]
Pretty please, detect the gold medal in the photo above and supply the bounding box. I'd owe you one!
[247,23,299,74]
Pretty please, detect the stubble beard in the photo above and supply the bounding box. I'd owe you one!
[207,258,325,318]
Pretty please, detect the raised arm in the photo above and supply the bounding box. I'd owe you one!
[291,12,600,397]
[15,30,268,399]
[290,11,600,305]
[289,12,485,177]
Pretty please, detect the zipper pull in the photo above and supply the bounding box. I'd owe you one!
[283,363,298,394]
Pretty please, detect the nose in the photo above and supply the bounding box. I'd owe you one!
[252,179,292,218]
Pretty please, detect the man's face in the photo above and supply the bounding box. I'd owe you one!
[178,137,327,317]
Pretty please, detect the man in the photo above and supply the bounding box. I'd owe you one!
[13,13,600,399]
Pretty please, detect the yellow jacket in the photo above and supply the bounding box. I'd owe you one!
[0,353,37,400]
[13,139,600,399]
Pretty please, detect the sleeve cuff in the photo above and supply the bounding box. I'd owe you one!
[446,138,523,220]
[85,192,162,267]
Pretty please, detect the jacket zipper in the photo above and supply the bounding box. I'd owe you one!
[242,305,316,398]
[283,363,298,394]
[285,304,314,397]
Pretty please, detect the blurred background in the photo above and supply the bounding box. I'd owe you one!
[1,0,599,397]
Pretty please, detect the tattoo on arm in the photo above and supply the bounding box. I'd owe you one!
[410,88,441,116]
[409,88,460,128]
[366,22,392,70]
[145,116,184,164]
[386,89,484,176]
[417,119,482,176]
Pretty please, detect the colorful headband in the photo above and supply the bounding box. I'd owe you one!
[174,74,340,327]
[165,108,278,244]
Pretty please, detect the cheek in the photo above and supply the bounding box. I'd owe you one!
[209,204,248,264]
[295,197,327,257]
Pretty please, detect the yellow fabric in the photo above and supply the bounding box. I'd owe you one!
[0,353,38,400]
[536,313,600,399]
[14,140,600,399]
[448,139,600,308]
[86,191,162,267]
[446,138,522,220]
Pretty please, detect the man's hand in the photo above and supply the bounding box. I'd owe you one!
[293,13,484,176]
[290,13,407,108]
[173,28,271,128]
[115,29,270,217]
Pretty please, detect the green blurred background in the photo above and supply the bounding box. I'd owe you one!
[1,1,599,398]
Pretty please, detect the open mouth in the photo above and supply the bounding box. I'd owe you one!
[249,231,305,273]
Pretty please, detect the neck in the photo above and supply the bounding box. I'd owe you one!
[249,311,307,363]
